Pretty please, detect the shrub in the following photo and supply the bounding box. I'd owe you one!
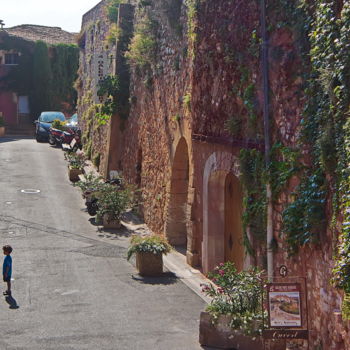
[201,262,265,336]
[126,33,156,68]
[96,183,131,222]
[126,16,158,69]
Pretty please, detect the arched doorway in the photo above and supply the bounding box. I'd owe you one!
[202,152,244,273]
[165,138,189,246]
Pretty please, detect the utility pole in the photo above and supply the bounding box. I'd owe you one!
[260,0,274,280]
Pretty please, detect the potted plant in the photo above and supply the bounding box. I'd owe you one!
[96,183,130,229]
[199,262,265,350]
[127,235,172,276]
[0,115,5,137]
[66,152,86,182]
[51,119,67,131]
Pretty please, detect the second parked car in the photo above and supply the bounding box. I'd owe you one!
[34,111,65,142]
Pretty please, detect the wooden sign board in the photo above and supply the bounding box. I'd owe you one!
[263,330,308,340]
[267,283,302,328]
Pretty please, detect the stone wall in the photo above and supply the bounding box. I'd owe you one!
[119,0,193,234]
[78,0,117,174]
[78,0,350,347]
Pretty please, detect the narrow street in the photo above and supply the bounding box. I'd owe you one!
[0,136,206,350]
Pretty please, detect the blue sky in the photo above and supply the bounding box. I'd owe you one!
[1,0,101,32]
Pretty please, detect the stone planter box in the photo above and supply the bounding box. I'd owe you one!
[199,312,264,350]
[0,126,5,137]
[102,214,121,229]
[68,167,83,182]
[136,251,163,277]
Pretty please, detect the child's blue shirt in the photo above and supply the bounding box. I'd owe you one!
[3,256,12,278]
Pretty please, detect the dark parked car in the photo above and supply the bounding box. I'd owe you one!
[35,111,65,142]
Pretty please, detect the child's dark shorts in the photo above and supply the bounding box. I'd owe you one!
[3,276,11,282]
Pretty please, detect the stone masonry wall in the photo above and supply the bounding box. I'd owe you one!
[120,0,193,235]
[77,0,114,174]
[78,1,350,347]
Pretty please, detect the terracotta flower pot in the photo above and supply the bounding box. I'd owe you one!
[102,213,121,229]
[0,126,5,137]
[136,251,163,276]
[68,167,83,182]
[199,312,264,350]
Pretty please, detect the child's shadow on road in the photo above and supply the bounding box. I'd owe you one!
[5,295,19,309]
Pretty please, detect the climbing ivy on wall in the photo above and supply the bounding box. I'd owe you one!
[126,11,158,70]
[239,149,267,256]
[96,74,120,125]
[264,0,350,292]
[0,36,79,117]
[51,44,79,111]
[185,0,198,60]
[107,0,122,23]
[31,41,53,117]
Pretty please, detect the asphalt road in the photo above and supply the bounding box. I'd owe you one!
[0,137,207,350]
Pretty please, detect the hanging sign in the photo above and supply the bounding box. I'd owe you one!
[267,283,302,328]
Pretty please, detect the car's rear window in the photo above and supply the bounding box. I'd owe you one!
[40,112,65,123]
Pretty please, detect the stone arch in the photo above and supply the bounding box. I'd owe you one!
[202,151,244,273]
[165,137,189,246]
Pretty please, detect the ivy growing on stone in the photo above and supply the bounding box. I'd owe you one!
[267,0,350,292]
[239,149,267,256]
[126,11,158,70]
[0,37,78,117]
[96,75,120,125]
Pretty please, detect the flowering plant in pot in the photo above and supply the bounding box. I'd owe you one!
[127,235,172,276]
[51,119,67,131]
[65,152,86,182]
[95,183,131,228]
[74,172,103,197]
[199,262,265,349]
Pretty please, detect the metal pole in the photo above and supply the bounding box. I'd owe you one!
[260,0,274,280]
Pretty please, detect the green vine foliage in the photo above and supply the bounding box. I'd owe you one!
[96,75,120,125]
[107,0,122,23]
[126,13,158,70]
[239,149,267,255]
[0,36,78,117]
[186,0,199,59]
[268,143,300,200]
[269,0,350,288]
[31,41,53,117]
[51,44,79,112]
[239,143,299,257]
[283,170,327,255]
[333,120,350,292]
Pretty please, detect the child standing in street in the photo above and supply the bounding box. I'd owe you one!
[3,245,13,296]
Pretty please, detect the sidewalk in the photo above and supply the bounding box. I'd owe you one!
[81,160,212,304]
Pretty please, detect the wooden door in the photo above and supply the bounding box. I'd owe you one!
[224,173,244,271]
